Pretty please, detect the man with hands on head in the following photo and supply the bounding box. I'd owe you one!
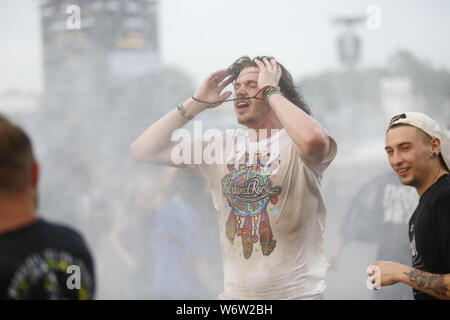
[368,113,450,300]
[131,56,336,299]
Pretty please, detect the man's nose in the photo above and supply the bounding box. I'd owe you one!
[390,150,404,167]
[235,86,247,98]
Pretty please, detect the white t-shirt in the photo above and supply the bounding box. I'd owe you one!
[187,128,337,299]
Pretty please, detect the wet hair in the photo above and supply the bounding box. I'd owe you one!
[228,55,311,116]
[0,114,35,194]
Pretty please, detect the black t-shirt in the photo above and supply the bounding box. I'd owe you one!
[0,219,95,300]
[409,173,450,300]
[341,170,418,263]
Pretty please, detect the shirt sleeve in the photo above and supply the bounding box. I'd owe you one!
[302,135,337,178]
[434,195,450,271]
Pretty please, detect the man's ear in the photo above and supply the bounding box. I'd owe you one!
[430,137,442,156]
[31,161,40,189]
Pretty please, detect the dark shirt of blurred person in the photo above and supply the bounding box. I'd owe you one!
[0,114,95,300]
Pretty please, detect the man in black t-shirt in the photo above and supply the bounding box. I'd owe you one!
[0,114,95,300]
[368,112,450,300]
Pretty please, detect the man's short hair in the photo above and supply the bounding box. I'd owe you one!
[228,56,311,116]
[0,114,35,194]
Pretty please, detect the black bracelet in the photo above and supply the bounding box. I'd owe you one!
[191,96,212,107]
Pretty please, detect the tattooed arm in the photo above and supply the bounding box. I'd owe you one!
[368,261,450,300]
[403,269,450,299]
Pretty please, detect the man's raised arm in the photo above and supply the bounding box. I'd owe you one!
[129,68,232,167]
[254,58,333,165]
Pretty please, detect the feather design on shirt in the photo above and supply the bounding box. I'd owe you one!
[242,215,254,259]
[259,209,276,256]
[226,208,238,243]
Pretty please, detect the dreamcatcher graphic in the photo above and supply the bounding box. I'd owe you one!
[221,152,282,259]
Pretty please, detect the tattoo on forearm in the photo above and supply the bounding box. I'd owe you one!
[404,270,449,297]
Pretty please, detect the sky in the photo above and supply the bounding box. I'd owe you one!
[1,0,450,93]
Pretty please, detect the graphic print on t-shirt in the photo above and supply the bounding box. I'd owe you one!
[221,151,282,259]
[7,248,94,300]
[382,184,417,224]
[409,224,424,269]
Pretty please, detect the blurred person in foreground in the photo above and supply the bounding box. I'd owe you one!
[131,56,337,299]
[368,112,450,300]
[0,114,95,300]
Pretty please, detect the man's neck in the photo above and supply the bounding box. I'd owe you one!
[246,114,283,142]
[246,127,284,142]
[417,165,449,197]
[0,196,38,234]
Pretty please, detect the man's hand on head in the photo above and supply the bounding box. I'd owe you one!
[254,58,282,90]
[192,68,233,109]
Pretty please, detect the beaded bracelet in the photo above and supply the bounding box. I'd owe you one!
[260,85,281,100]
[265,90,281,102]
[177,103,194,120]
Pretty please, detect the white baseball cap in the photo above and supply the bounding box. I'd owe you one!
[387,112,450,172]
